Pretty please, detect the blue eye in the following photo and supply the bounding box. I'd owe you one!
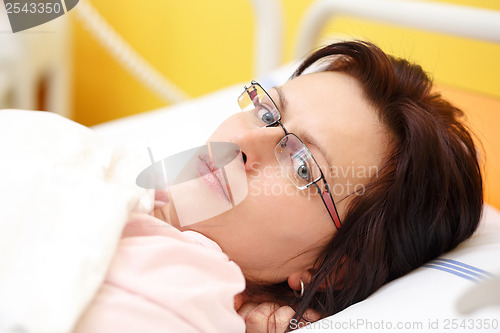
[297,164,310,180]
[291,155,312,182]
[261,111,275,124]
[256,104,278,125]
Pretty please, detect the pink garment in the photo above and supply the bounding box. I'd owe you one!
[73,213,246,333]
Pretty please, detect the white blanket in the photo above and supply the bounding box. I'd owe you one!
[0,110,154,333]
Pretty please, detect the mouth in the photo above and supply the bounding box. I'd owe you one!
[197,155,232,203]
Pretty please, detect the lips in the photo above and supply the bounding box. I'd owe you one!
[197,155,231,202]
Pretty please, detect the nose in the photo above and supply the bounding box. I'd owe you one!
[229,116,285,173]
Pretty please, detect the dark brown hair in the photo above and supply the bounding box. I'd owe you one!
[255,41,484,324]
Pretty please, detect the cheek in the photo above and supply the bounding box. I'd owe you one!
[248,166,305,210]
[232,186,333,273]
[246,172,324,232]
[248,174,299,203]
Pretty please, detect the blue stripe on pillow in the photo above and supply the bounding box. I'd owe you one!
[423,258,495,283]
[434,258,495,278]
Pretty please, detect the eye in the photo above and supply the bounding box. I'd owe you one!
[297,164,310,180]
[255,104,278,125]
[292,156,312,182]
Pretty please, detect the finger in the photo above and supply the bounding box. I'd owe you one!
[268,305,295,333]
[234,293,248,311]
[153,206,166,221]
[303,308,321,322]
[153,202,174,226]
[237,301,259,319]
[244,302,280,333]
[154,189,170,203]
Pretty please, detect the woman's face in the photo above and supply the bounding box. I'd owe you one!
[165,72,390,284]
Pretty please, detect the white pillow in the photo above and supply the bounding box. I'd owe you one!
[295,204,500,332]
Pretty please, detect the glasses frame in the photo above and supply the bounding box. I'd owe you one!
[240,80,342,230]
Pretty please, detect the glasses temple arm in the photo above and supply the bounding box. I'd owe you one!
[314,182,342,230]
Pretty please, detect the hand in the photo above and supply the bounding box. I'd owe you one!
[153,203,170,224]
[153,189,175,226]
[237,302,320,333]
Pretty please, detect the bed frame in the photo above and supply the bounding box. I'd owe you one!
[252,0,500,75]
[293,0,500,59]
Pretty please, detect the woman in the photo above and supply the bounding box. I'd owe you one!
[154,40,483,331]
[75,41,482,333]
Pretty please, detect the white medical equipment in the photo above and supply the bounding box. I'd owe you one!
[0,7,71,117]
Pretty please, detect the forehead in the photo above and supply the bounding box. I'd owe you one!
[275,71,375,127]
[272,71,389,181]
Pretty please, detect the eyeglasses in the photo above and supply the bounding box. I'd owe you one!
[238,81,342,230]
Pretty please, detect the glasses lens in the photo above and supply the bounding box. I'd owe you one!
[238,83,281,127]
[275,134,322,189]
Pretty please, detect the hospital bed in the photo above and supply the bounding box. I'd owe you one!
[92,0,500,331]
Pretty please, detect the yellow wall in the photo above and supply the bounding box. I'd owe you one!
[437,85,500,210]
[72,1,254,126]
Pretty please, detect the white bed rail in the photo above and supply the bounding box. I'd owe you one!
[295,0,500,59]
[250,0,283,78]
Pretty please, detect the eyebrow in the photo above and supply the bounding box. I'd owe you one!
[273,86,334,170]
[274,86,289,113]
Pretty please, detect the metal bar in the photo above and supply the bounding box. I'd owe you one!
[295,0,500,59]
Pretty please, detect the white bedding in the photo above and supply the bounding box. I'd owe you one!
[0,110,154,332]
[73,213,245,333]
